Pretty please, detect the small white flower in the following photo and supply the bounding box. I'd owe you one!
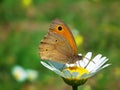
[12,66,27,82]
[26,69,38,81]
[40,52,111,85]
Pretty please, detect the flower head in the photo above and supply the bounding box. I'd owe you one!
[40,52,110,86]
[26,69,38,81]
[12,66,38,82]
[12,66,27,82]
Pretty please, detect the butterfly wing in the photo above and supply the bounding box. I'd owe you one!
[50,19,77,55]
[39,19,78,63]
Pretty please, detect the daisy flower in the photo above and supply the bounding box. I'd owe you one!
[12,66,38,82]
[12,66,27,82]
[40,52,110,90]
[26,69,38,81]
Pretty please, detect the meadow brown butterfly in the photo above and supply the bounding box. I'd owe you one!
[39,19,82,63]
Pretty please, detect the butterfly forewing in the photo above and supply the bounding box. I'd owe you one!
[49,19,78,55]
[39,19,78,63]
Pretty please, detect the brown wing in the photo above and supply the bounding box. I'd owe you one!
[49,19,78,55]
[39,19,78,63]
[39,31,74,63]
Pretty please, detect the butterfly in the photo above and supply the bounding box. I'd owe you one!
[39,19,82,63]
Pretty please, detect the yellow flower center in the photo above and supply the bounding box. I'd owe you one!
[64,66,89,79]
[62,66,89,86]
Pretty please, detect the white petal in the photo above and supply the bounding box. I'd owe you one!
[85,52,92,60]
[92,54,102,64]
[100,64,111,70]
[95,57,107,67]
[91,64,111,73]
[87,54,102,71]
[92,58,108,72]
[94,58,108,71]
[66,63,76,67]
[76,60,85,68]
[82,52,92,68]
[41,61,55,71]
[76,52,92,68]
[76,54,83,67]
[52,68,64,77]
[40,61,64,77]
[86,64,111,78]
[94,64,111,73]
[78,53,82,57]
[63,70,72,78]
[86,61,95,71]
[87,56,107,72]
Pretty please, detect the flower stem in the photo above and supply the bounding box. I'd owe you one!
[72,85,78,90]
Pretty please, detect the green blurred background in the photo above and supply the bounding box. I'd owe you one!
[0,0,120,90]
